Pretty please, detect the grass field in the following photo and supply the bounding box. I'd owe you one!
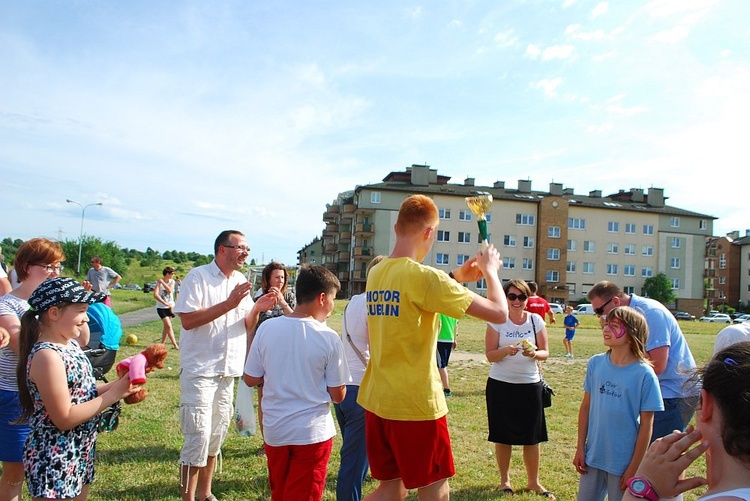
[9,296,724,500]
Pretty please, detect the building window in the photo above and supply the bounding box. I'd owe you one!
[458,232,471,244]
[670,217,680,228]
[457,254,470,266]
[547,248,560,261]
[439,208,451,220]
[624,244,636,255]
[642,245,654,257]
[504,257,516,270]
[584,241,596,253]
[719,276,726,285]
[583,262,595,274]
[436,253,450,265]
[671,237,681,248]
[568,240,576,251]
[524,236,535,248]
[624,286,635,295]
[546,270,560,283]
[458,210,472,221]
[567,261,576,273]
[671,257,680,269]
[437,230,450,242]
[371,192,381,204]
[671,278,679,289]
[568,218,586,230]
[516,213,535,226]
[625,223,636,234]
[719,254,726,269]
[523,258,534,270]
[548,226,561,238]
[476,278,487,290]
[700,220,707,230]
[624,265,635,276]
[608,221,619,233]
[606,264,618,275]
[504,235,517,247]
[642,267,654,278]
[568,283,576,296]
[719,290,726,299]
[643,224,654,235]
[608,242,619,254]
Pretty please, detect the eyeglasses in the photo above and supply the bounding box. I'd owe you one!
[594,297,615,316]
[507,292,528,302]
[222,244,250,253]
[32,263,64,273]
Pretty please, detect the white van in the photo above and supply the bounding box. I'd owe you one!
[575,304,595,315]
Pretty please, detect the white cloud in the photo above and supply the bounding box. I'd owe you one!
[542,45,575,60]
[530,78,563,97]
[604,104,649,116]
[563,0,576,7]
[644,0,718,18]
[586,123,613,134]
[494,30,519,49]
[526,44,542,59]
[592,51,616,62]
[650,25,690,43]
[591,2,608,19]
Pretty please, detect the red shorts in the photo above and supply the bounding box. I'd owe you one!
[365,411,455,489]
[265,438,333,501]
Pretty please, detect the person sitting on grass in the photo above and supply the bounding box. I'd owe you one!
[243,264,350,501]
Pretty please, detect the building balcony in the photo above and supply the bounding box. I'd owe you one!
[351,268,368,281]
[340,204,356,220]
[323,205,340,222]
[338,271,350,281]
[337,250,351,262]
[354,222,375,235]
[339,231,352,241]
[324,262,337,272]
[324,243,337,252]
[353,246,372,258]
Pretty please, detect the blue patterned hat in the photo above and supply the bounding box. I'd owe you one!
[29,277,106,312]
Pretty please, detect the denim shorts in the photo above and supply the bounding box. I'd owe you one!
[0,389,30,462]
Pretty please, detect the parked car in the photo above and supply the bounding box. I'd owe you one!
[121,283,142,291]
[733,314,750,324]
[699,313,732,323]
[549,303,564,315]
[575,304,595,315]
[673,311,696,321]
[143,282,156,293]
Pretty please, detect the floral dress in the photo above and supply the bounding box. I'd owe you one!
[24,339,99,498]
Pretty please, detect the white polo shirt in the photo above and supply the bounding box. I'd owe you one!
[174,260,254,377]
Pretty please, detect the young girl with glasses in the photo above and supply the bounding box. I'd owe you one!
[574,306,663,501]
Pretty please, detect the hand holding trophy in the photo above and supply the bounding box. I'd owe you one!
[465,192,493,253]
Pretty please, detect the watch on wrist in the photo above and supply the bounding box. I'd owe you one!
[627,476,659,501]
[448,271,455,280]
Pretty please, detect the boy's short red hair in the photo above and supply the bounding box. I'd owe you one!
[394,195,438,235]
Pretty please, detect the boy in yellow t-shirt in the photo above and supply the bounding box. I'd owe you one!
[358,194,508,500]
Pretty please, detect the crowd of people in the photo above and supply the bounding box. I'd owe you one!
[1,206,750,500]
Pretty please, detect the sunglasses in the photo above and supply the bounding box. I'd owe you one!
[507,292,528,302]
[594,296,615,316]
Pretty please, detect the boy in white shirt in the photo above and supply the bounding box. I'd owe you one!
[244,264,350,501]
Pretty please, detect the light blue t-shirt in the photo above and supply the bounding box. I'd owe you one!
[583,353,664,475]
[629,294,699,398]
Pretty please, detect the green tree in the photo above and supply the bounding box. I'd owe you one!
[60,236,129,278]
[642,273,676,305]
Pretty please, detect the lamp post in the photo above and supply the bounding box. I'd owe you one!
[66,199,103,275]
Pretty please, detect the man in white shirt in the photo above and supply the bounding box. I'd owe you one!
[174,230,276,501]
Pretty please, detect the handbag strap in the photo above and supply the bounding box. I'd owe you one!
[529,314,545,377]
[343,303,367,366]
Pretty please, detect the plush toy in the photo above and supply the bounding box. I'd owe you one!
[116,343,168,404]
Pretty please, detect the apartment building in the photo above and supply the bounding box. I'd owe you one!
[308,165,715,312]
[706,230,750,311]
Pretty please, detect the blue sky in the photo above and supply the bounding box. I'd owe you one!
[2,0,748,265]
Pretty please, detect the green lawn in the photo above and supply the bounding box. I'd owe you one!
[9,306,723,500]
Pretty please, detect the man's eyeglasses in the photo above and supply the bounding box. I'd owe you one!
[32,263,63,273]
[507,293,528,302]
[594,296,615,316]
[222,245,250,253]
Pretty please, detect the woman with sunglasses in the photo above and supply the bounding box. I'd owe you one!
[0,238,67,499]
[485,279,555,499]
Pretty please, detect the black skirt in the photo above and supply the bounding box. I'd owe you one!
[486,377,548,445]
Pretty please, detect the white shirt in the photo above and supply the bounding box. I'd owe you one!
[245,315,351,447]
[714,321,750,354]
[342,293,369,385]
[174,260,254,377]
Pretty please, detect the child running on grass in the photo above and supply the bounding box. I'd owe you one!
[563,306,579,359]
[16,278,139,500]
[574,306,664,501]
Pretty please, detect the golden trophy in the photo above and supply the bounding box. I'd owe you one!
[465,192,493,252]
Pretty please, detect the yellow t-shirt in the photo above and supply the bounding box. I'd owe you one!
[358,257,473,421]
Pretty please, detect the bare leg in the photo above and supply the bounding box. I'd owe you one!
[418,478,449,500]
[180,463,199,501]
[523,444,549,494]
[161,317,179,349]
[257,386,265,454]
[196,456,216,501]
[438,367,450,391]
[0,461,24,501]
[364,478,409,500]
[495,443,513,490]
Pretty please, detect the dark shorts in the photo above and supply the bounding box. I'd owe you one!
[436,342,454,368]
[157,307,175,319]
[565,330,576,341]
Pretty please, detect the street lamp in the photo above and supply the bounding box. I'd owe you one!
[66,199,103,275]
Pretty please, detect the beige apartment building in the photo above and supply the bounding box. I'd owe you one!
[305,165,715,314]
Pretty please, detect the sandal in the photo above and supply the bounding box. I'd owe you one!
[500,487,514,496]
[538,491,555,500]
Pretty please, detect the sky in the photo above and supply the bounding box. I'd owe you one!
[2,0,749,265]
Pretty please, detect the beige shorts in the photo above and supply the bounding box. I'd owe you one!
[179,372,235,467]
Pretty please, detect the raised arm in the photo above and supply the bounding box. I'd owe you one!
[462,245,508,324]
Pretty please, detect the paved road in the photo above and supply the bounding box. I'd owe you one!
[118,307,160,328]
